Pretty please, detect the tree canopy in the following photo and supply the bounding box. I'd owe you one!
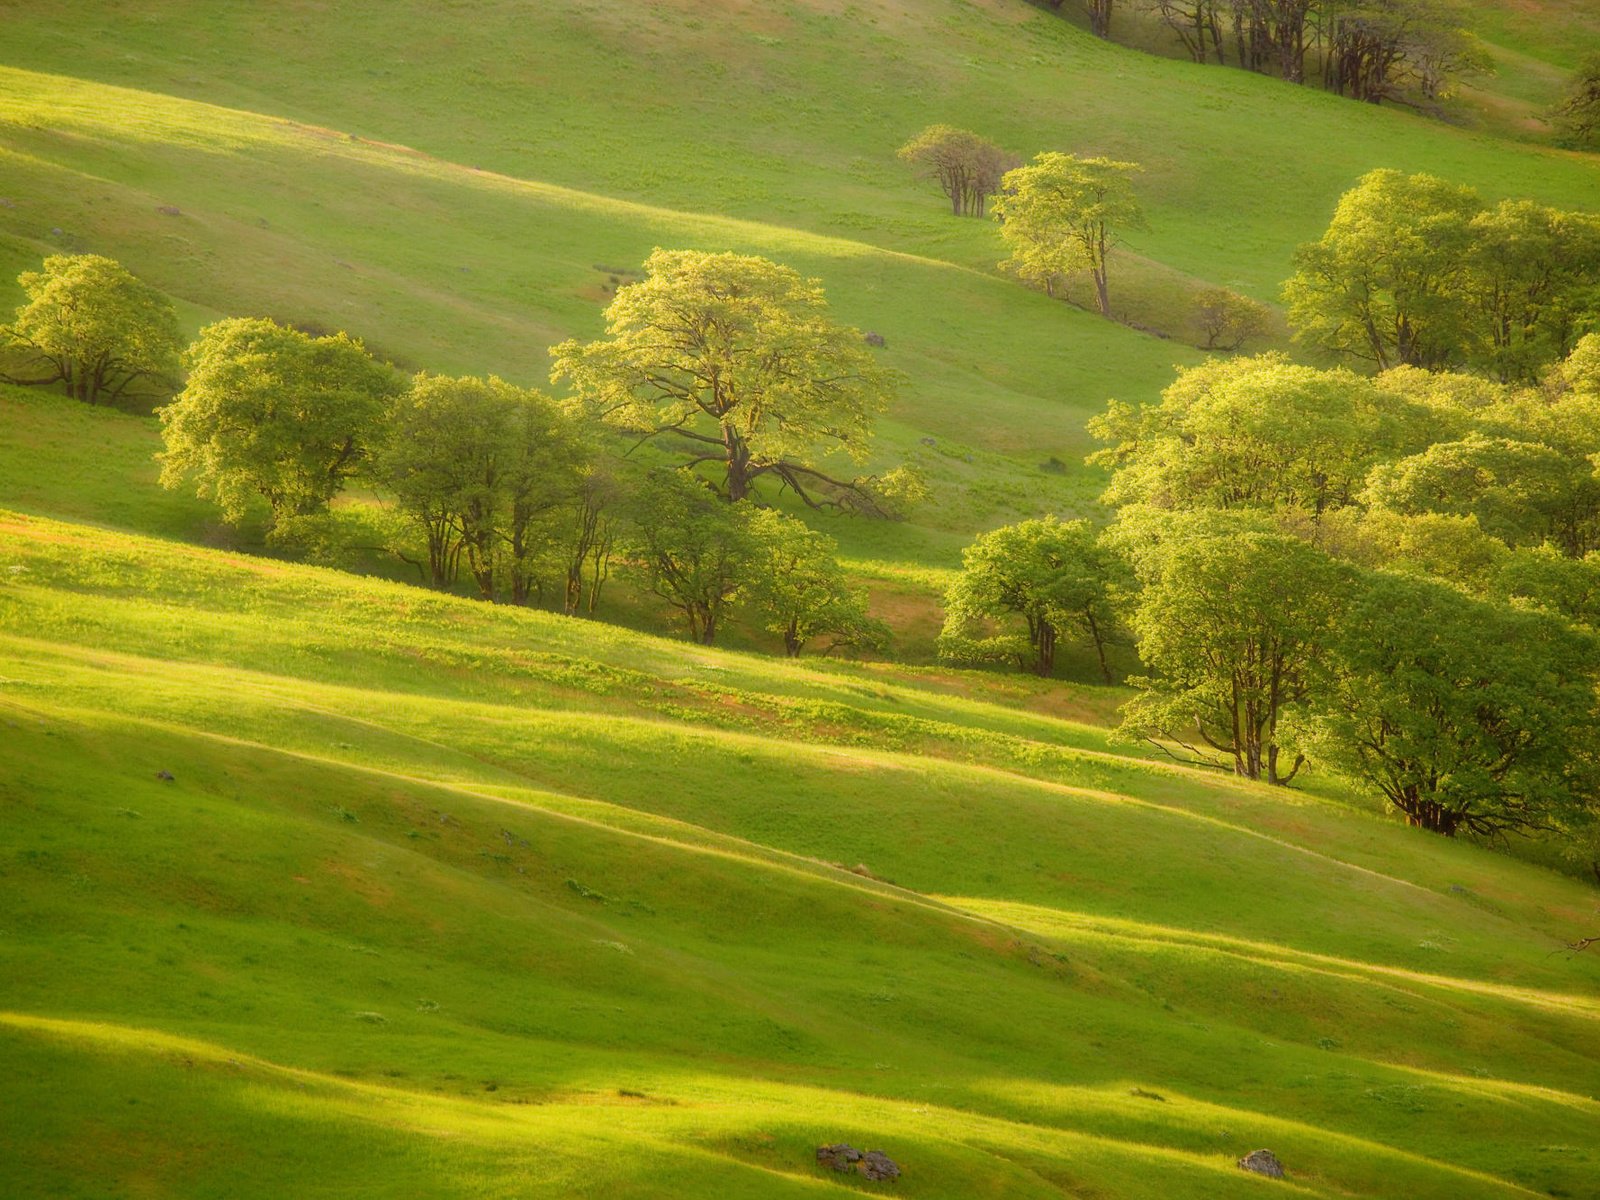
[158,317,400,530]
[991,153,1144,317]
[1298,571,1600,836]
[551,249,898,511]
[0,254,182,407]
[896,125,1014,217]
[1089,355,1423,517]
[939,516,1121,681]
[1285,171,1600,381]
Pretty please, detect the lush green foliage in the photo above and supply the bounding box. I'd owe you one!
[0,254,181,406]
[992,153,1145,316]
[939,516,1121,681]
[742,507,885,657]
[1117,517,1353,784]
[377,373,580,601]
[158,317,400,529]
[1285,170,1600,380]
[551,249,897,510]
[1297,571,1600,836]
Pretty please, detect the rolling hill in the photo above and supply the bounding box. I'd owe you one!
[2,1,1600,1196]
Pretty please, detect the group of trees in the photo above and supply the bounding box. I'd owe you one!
[5,250,903,655]
[897,126,1017,217]
[1286,169,1600,383]
[1039,0,1486,109]
[899,133,1148,321]
[1094,348,1600,844]
[940,335,1600,852]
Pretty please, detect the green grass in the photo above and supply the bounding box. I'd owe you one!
[3,4,1600,1194]
[1,0,1598,575]
[3,510,1599,1197]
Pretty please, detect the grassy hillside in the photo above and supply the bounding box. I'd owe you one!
[0,0,1597,574]
[3,509,1600,1197]
[4,4,1600,1195]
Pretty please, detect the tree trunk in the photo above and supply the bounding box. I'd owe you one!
[1085,611,1112,684]
[724,427,751,502]
[1034,617,1057,677]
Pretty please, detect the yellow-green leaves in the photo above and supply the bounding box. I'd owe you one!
[550,249,896,507]
[158,317,399,528]
[991,153,1144,316]
[1,254,182,407]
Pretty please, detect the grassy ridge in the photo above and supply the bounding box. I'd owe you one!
[3,510,1598,1197]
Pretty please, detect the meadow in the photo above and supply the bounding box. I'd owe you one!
[2,1,1600,1195]
[3,509,1600,1197]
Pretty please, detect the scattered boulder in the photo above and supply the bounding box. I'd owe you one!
[1237,1149,1285,1179]
[919,436,937,447]
[155,770,175,782]
[816,1144,900,1181]
[863,331,887,347]
[156,205,182,217]
[861,1150,901,1181]
[816,1144,862,1172]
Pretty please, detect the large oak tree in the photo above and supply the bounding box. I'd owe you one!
[551,249,897,511]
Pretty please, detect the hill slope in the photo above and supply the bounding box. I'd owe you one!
[3,510,1598,1198]
[1,0,1597,570]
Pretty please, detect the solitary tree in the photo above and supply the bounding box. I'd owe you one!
[897,125,1014,217]
[0,254,182,407]
[1193,286,1272,351]
[938,516,1121,681]
[992,153,1144,317]
[1300,571,1599,836]
[1118,522,1352,783]
[743,509,885,656]
[158,318,399,530]
[552,249,898,510]
[1285,169,1480,370]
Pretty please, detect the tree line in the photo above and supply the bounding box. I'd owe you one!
[0,249,904,656]
[1037,0,1489,111]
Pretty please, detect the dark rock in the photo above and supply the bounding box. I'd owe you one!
[1238,1149,1284,1179]
[860,1150,901,1181]
[816,1144,862,1172]
[156,205,182,216]
[863,331,887,347]
[155,770,175,781]
[919,436,937,447]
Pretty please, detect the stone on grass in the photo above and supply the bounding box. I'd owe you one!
[816,1144,900,1181]
[860,1150,901,1181]
[817,1144,862,1172]
[1238,1149,1285,1178]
